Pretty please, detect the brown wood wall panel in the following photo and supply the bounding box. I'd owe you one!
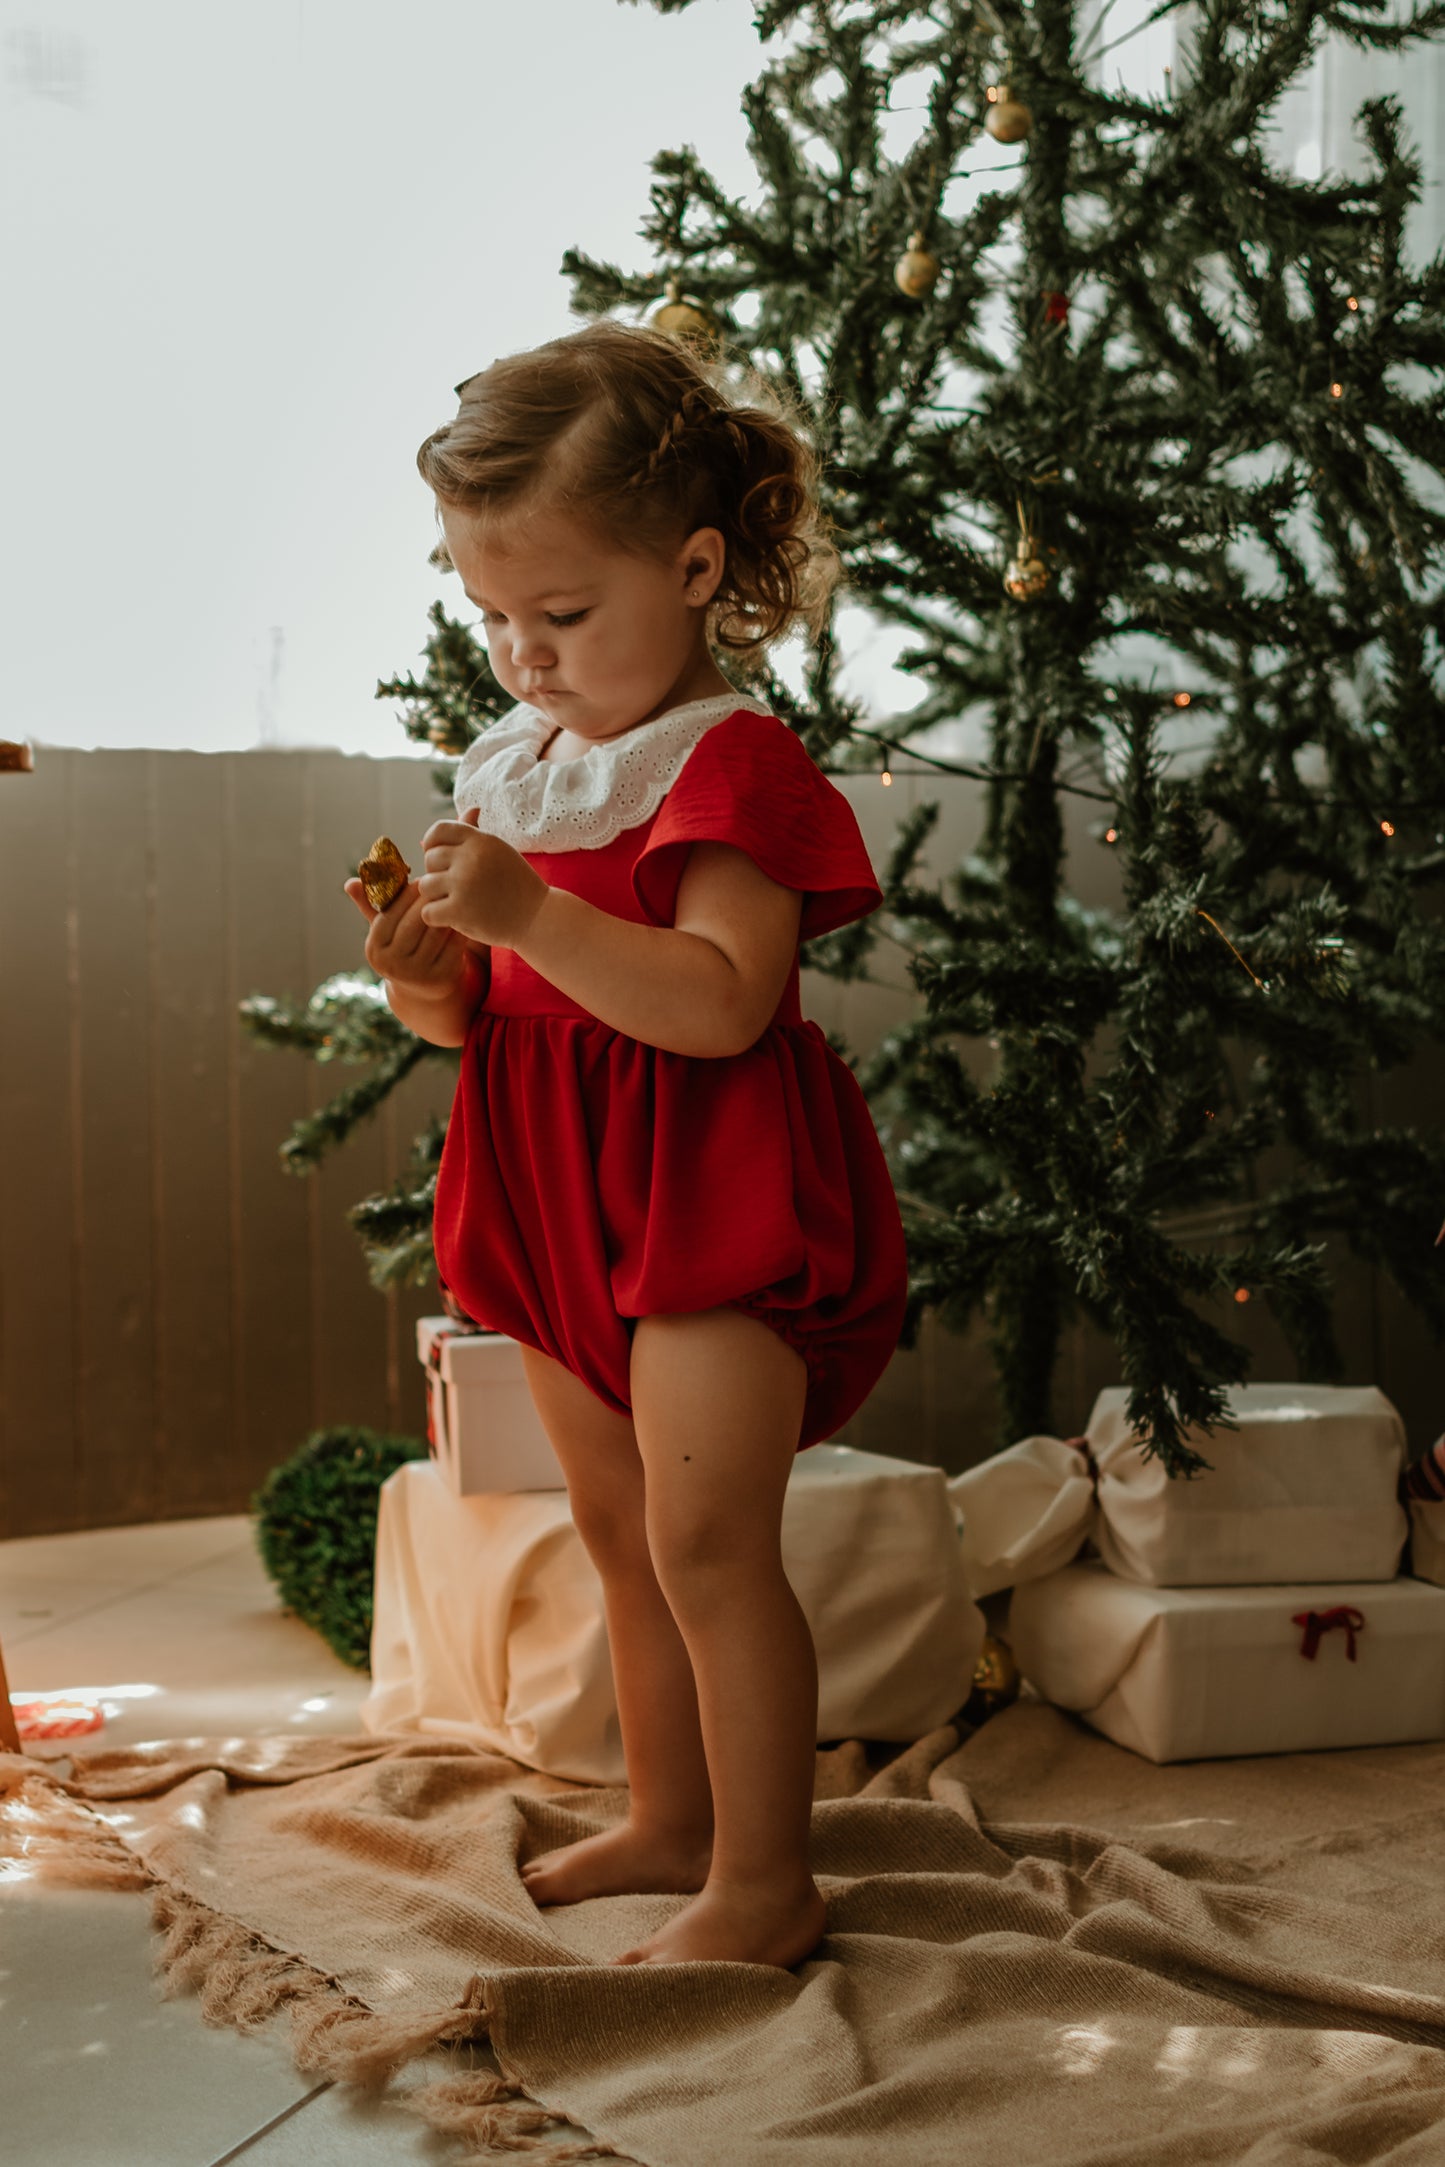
[151,751,237,1519]
[307,752,392,1448]
[227,753,316,1504]
[1,745,1440,1537]
[72,752,159,1526]
[0,750,81,1532]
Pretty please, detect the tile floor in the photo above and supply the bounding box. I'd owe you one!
[1,1514,572,2167]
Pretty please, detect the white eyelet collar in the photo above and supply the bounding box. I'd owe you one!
[452,692,775,852]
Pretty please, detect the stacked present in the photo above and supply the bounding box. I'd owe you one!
[947,1385,1445,1763]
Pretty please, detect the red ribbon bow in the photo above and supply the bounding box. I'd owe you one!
[1292,1605,1366,1661]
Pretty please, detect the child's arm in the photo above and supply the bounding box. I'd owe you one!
[385,946,490,1047]
[417,822,801,1057]
[511,845,801,1059]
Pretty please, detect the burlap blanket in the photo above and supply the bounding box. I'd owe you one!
[6,1703,1445,2164]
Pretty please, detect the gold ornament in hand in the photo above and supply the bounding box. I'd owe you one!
[358,835,411,912]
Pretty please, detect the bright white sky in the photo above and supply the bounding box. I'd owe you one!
[6,4,1437,759]
[1,0,827,757]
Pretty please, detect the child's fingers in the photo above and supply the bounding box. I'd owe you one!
[422,817,480,851]
[343,877,378,922]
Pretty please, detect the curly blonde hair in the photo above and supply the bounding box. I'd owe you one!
[416,319,839,658]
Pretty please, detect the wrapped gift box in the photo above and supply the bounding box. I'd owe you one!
[949,1384,1408,1596]
[364,1447,985,1782]
[417,1318,564,1493]
[1411,1500,1445,1589]
[1008,1558,1445,1763]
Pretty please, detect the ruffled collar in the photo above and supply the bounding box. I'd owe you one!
[451,691,774,853]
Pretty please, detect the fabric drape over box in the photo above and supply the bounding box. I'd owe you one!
[365,1450,983,1781]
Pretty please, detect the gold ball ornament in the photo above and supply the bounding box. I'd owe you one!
[651,281,721,348]
[984,88,1034,143]
[1004,540,1051,600]
[894,230,941,299]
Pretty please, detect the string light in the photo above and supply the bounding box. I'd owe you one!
[881,758,893,787]
[1234,1287,1251,1304]
[1380,818,1395,836]
[1104,826,1118,843]
[853,742,1441,816]
[1346,296,1359,311]
[1329,381,1343,398]
[1172,692,1192,708]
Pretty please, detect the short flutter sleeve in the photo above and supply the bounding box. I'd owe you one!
[631,710,883,942]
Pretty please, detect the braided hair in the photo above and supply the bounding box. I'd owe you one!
[417,320,838,658]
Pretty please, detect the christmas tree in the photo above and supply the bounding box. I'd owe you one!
[243,0,1445,1477]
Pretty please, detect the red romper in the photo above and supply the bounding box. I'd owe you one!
[431,704,910,1451]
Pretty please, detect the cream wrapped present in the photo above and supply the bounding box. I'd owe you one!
[1009,1558,1445,1763]
[364,1448,984,1782]
[417,1318,565,1494]
[947,1384,1408,1596]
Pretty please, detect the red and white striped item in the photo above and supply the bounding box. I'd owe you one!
[12,1696,105,1742]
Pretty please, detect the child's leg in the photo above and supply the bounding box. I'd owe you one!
[614,1306,827,1971]
[515,1345,714,1904]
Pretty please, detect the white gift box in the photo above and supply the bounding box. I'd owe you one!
[417,1318,564,1493]
[948,1384,1408,1596]
[1411,1499,1445,1588]
[363,1448,985,1782]
[1008,1558,1445,1763]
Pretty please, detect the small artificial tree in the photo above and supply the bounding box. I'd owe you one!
[561,0,1445,1472]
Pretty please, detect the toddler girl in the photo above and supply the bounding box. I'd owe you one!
[344,319,908,1973]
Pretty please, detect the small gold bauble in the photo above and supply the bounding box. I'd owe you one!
[1004,545,1050,600]
[894,229,941,299]
[973,1632,1021,1702]
[985,89,1034,143]
[961,1632,1023,1726]
[651,281,720,347]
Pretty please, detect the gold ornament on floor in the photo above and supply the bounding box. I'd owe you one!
[895,229,942,299]
[962,1632,1022,1726]
[985,85,1034,142]
[358,835,411,913]
[651,280,721,348]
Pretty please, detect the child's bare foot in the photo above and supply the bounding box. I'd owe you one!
[609,1875,826,1970]
[521,1821,713,1906]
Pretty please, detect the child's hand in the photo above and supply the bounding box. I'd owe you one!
[419,807,549,948]
[342,871,472,998]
